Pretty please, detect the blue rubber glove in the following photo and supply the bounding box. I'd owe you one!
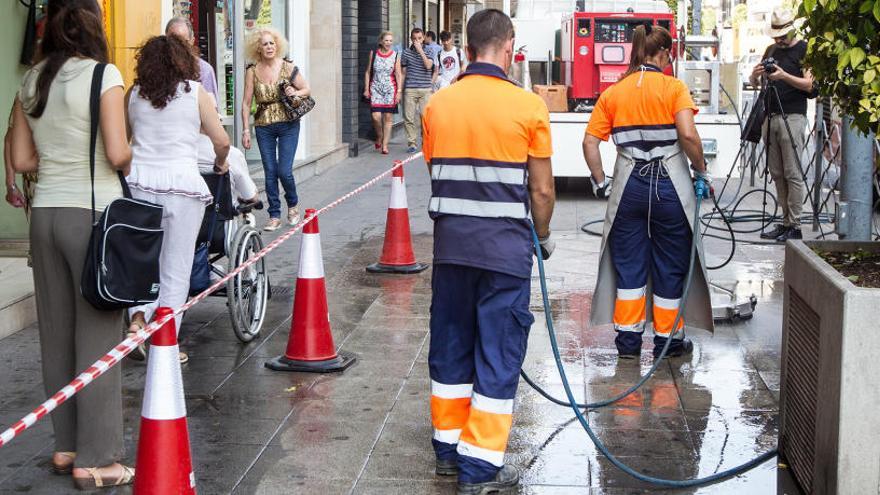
[693,170,712,199]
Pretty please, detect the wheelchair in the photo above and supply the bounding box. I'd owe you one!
[194,173,270,343]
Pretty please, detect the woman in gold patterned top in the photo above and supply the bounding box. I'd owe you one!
[242,27,311,231]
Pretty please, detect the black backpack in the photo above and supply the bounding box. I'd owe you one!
[80,64,165,310]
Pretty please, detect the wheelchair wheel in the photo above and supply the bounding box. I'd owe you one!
[227,225,269,343]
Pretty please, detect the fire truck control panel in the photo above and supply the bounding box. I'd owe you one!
[561,10,676,105]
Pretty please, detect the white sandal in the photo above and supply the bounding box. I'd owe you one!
[73,464,135,490]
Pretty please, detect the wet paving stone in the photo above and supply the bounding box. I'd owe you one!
[0,141,795,493]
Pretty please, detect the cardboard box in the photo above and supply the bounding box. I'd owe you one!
[532,85,568,112]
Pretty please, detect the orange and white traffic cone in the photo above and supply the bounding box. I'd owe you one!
[134,307,195,495]
[366,165,429,274]
[266,209,356,373]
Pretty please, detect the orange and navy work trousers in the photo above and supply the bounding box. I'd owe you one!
[609,168,691,356]
[428,264,533,483]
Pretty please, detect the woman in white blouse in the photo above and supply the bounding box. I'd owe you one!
[124,35,230,365]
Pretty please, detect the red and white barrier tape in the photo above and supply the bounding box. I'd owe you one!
[0,153,422,449]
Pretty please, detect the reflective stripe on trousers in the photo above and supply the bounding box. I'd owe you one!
[428,264,532,484]
[609,166,691,342]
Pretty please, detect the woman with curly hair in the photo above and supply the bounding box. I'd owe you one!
[241,27,311,231]
[9,0,133,488]
[125,35,231,364]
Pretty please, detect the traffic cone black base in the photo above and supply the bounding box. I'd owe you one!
[265,351,357,373]
[267,209,357,374]
[366,261,429,274]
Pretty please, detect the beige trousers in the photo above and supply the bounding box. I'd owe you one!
[30,207,124,467]
[403,88,432,148]
[764,114,807,227]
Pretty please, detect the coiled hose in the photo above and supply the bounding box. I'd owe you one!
[525,200,778,487]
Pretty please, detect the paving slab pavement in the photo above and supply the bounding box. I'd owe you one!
[0,135,811,494]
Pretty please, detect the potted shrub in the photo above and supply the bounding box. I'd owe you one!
[779,240,880,495]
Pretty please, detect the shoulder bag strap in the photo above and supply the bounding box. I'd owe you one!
[88,63,132,220]
[88,63,106,225]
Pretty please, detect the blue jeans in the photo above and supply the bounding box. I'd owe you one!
[255,120,300,219]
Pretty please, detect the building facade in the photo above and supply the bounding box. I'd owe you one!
[342,0,480,152]
[0,1,489,243]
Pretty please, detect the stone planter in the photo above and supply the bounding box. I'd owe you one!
[779,240,880,495]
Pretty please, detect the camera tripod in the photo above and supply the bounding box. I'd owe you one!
[699,76,840,251]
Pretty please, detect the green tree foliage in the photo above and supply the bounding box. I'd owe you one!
[664,0,693,33]
[799,0,880,133]
[701,7,717,35]
[732,3,748,30]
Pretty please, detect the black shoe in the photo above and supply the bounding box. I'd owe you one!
[653,338,694,360]
[760,224,787,239]
[238,198,264,211]
[457,465,520,495]
[615,332,643,359]
[436,458,458,476]
[776,227,802,243]
[617,349,641,360]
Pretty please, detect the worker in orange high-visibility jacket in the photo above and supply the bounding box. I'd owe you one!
[421,9,556,495]
[583,23,714,360]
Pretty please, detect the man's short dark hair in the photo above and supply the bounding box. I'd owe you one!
[426,30,437,41]
[439,31,452,42]
[466,9,513,57]
[410,28,424,36]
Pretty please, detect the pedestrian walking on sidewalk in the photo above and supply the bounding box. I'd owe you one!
[9,0,134,488]
[582,23,714,361]
[400,28,434,153]
[241,27,311,231]
[364,31,402,155]
[124,35,231,364]
[421,9,556,494]
[433,31,467,91]
[166,16,220,106]
[424,30,442,62]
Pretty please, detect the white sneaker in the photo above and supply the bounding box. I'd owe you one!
[263,218,282,231]
[243,212,256,226]
[287,207,301,226]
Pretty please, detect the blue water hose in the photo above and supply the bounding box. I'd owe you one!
[527,197,779,487]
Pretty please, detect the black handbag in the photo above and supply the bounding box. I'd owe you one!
[281,65,315,121]
[741,46,777,143]
[81,63,165,311]
[741,92,766,144]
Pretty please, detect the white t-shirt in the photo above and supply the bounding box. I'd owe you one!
[19,58,125,210]
[435,47,466,89]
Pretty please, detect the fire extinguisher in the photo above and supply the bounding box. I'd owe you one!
[512,45,530,89]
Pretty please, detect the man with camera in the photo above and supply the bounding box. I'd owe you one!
[749,7,816,242]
